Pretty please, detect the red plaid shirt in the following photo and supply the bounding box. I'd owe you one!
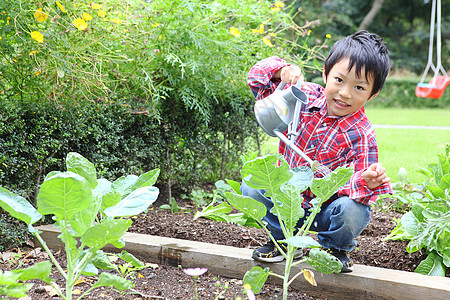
[248,56,392,206]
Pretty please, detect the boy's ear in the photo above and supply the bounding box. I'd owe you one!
[322,67,326,84]
[368,91,379,101]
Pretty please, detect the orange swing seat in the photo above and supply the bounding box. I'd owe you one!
[415,75,450,99]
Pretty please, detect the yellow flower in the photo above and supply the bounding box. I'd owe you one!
[270,6,281,12]
[229,27,240,37]
[307,30,312,36]
[269,32,277,36]
[251,24,264,34]
[274,1,285,8]
[97,10,106,18]
[151,23,161,28]
[34,8,48,22]
[110,18,123,24]
[326,34,331,39]
[82,12,93,21]
[56,1,66,13]
[262,37,273,47]
[7,16,10,25]
[73,18,88,30]
[91,3,102,10]
[35,71,42,76]
[30,31,44,43]
[29,50,39,55]
[0,36,2,40]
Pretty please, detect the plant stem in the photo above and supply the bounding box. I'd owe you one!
[32,232,67,280]
[194,276,199,300]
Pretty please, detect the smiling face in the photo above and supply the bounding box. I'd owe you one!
[323,57,378,117]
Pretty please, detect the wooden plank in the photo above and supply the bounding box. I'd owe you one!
[36,225,450,300]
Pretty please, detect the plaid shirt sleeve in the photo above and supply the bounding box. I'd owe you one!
[247,56,290,100]
[337,122,393,206]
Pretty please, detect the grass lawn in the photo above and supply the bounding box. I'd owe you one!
[260,108,450,184]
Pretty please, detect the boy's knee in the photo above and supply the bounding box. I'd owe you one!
[331,197,371,228]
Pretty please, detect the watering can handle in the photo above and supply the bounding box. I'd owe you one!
[276,80,302,91]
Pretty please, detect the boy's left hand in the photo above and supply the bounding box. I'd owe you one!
[362,163,391,189]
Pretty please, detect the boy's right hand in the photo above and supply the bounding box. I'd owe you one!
[274,65,304,86]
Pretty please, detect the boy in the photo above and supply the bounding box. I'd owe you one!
[244,30,392,272]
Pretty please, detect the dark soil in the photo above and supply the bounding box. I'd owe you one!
[0,185,438,300]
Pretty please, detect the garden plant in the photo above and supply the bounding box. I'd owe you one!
[385,144,450,276]
[197,152,353,299]
[0,152,160,299]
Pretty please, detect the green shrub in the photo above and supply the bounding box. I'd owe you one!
[0,209,31,252]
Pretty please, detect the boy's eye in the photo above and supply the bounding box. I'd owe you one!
[335,77,343,83]
[355,86,364,91]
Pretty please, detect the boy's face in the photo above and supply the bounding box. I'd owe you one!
[322,58,377,117]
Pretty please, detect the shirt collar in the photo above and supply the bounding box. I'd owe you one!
[307,96,366,132]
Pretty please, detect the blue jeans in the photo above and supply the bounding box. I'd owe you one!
[241,181,371,252]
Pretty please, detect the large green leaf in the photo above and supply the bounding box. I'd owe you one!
[13,261,53,283]
[400,211,421,237]
[103,186,159,218]
[92,272,134,291]
[70,192,102,237]
[225,179,242,195]
[426,185,446,199]
[241,154,291,197]
[242,266,269,294]
[132,169,160,190]
[273,184,304,230]
[95,178,121,210]
[310,167,352,204]
[225,192,266,221]
[282,236,321,249]
[306,248,342,274]
[66,152,97,189]
[81,219,132,250]
[37,171,92,221]
[440,173,450,190]
[414,251,446,276]
[112,175,139,199]
[0,187,42,225]
[288,166,313,193]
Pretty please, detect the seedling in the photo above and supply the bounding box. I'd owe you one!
[0,152,160,299]
[224,154,352,300]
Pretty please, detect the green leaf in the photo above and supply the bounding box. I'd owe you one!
[273,184,305,230]
[288,166,313,193]
[66,152,97,189]
[112,175,139,199]
[81,219,132,250]
[14,261,53,283]
[0,282,33,298]
[225,192,266,221]
[307,248,343,274]
[414,251,446,276]
[118,250,144,267]
[225,179,242,194]
[401,211,420,237]
[103,186,159,218]
[37,171,92,221]
[439,174,450,190]
[70,193,102,236]
[282,236,321,248]
[133,169,160,189]
[193,202,233,221]
[0,187,42,225]
[92,272,134,291]
[241,154,291,197]
[310,167,352,204]
[91,251,117,271]
[426,185,446,199]
[242,266,269,294]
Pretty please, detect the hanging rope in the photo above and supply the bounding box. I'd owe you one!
[415,0,449,99]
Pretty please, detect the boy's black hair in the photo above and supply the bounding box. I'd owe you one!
[324,30,390,97]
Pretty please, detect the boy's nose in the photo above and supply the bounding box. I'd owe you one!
[338,86,351,99]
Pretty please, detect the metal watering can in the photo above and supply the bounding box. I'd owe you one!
[254,81,323,173]
[254,82,307,138]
